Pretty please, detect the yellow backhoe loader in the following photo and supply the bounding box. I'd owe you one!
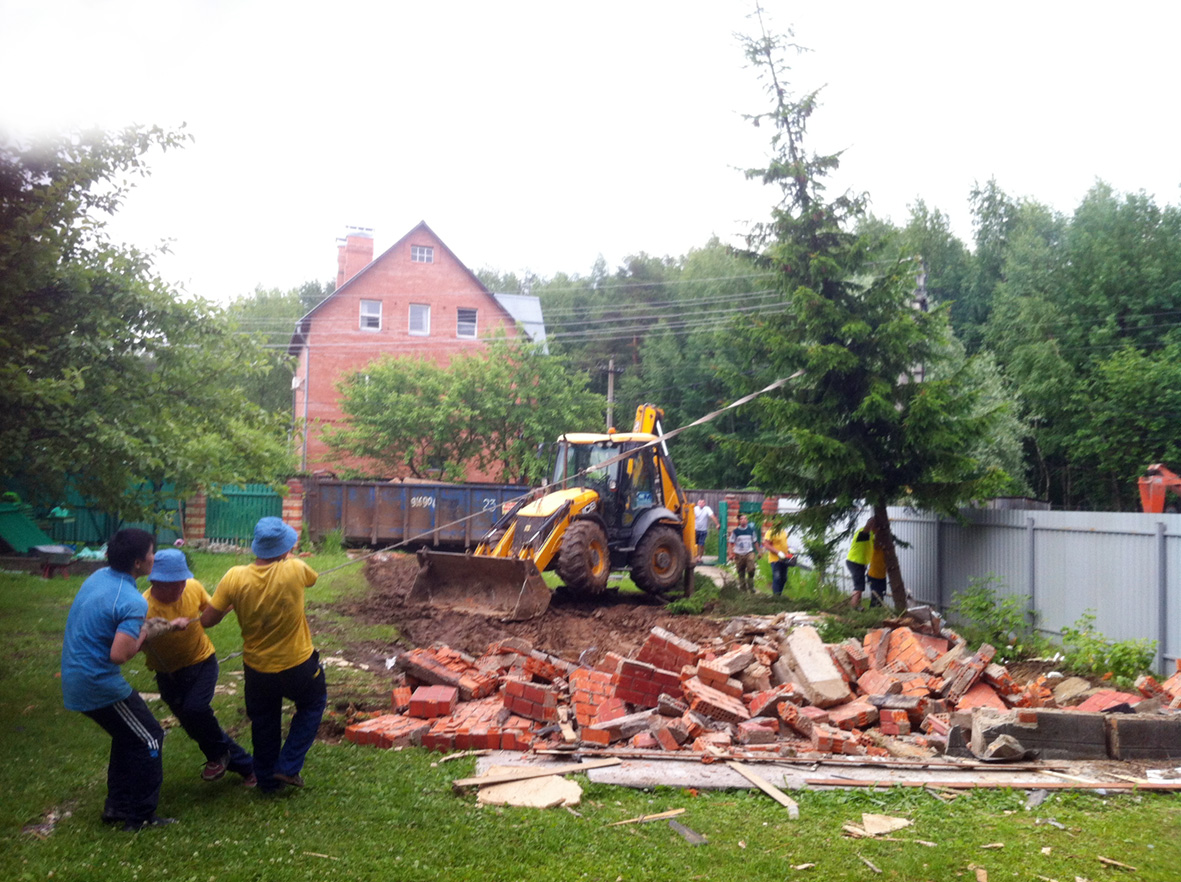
[408,404,695,620]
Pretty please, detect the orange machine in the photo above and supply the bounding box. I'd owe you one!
[1138,463,1181,512]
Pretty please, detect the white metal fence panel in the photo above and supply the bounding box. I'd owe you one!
[887,508,1181,672]
[792,504,1180,672]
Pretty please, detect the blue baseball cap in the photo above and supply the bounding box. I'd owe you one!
[149,548,193,582]
[252,516,298,559]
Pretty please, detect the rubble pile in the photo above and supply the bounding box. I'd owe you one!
[345,608,1181,762]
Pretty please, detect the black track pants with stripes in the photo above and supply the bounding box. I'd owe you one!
[82,691,165,823]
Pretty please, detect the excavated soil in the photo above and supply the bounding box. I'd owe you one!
[342,553,726,666]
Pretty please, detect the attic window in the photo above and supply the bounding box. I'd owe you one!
[360,299,381,331]
[456,308,477,339]
[411,245,434,263]
[409,303,430,335]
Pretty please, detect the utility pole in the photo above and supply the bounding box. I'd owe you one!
[600,358,625,430]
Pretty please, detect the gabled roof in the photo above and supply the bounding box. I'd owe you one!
[289,221,522,354]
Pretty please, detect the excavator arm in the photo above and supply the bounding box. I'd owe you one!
[1139,463,1181,512]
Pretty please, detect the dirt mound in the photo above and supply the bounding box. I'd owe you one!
[349,552,726,664]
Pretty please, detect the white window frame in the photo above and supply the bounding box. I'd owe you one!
[359,299,382,331]
[456,307,478,339]
[410,244,434,263]
[409,303,430,336]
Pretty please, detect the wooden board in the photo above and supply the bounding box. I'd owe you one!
[452,758,620,791]
[727,761,800,819]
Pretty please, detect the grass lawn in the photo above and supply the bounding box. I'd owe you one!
[3,551,1179,881]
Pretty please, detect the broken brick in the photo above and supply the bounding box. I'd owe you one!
[738,716,781,744]
[1075,689,1142,713]
[886,627,932,673]
[682,676,751,723]
[857,668,902,697]
[636,626,701,673]
[828,699,880,731]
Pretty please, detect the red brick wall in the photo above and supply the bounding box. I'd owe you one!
[183,493,206,543]
[294,224,521,479]
[282,478,303,533]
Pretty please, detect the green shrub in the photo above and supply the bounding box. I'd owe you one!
[1060,611,1156,687]
[318,527,345,554]
[666,573,720,615]
[947,575,1039,657]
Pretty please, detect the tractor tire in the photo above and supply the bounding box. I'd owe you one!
[630,524,688,594]
[556,520,611,595]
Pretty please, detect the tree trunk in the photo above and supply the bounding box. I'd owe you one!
[873,503,908,611]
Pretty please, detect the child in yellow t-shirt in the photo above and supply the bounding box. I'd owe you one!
[143,549,254,785]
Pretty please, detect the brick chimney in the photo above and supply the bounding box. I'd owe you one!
[336,226,374,288]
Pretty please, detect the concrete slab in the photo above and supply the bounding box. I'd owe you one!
[780,626,853,708]
[476,765,583,807]
[472,751,1094,793]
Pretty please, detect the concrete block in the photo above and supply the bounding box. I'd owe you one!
[781,626,853,708]
[584,708,658,744]
[971,708,1108,760]
[1106,713,1181,760]
[929,641,967,675]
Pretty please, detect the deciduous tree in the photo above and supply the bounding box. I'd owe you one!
[325,337,604,483]
[0,126,294,524]
[224,281,332,414]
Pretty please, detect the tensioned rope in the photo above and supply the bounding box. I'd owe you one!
[311,370,803,576]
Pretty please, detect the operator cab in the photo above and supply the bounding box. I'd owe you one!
[552,436,662,531]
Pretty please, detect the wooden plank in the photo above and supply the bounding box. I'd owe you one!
[606,808,686,827]
[557,707,578,744]
[805,778,1181,791]
[727,761,800,819]
[452,758,620,792]
[534,747,1071,771]
[1039,769,1099,784]
[1105,772,1153,785]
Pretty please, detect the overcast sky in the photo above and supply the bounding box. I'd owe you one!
[4,1,1179,302]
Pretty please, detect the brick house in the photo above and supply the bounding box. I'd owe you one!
[289,222,544,478]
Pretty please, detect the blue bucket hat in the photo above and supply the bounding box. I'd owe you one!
[252,516,298,559]
[149,548,193,582]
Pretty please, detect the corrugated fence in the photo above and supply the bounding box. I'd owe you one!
[858,507,1181,673]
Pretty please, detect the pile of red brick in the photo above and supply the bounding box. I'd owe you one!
[344,611,1181,758]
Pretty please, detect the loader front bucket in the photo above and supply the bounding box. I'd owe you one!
[408,548,551,621]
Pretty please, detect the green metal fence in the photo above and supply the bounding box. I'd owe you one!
[4,481,183,549]
[2,478,281,549]
[206,484,283,544]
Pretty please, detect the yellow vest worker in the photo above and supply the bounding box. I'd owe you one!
[866,529,888,606]
[845,521,873,608]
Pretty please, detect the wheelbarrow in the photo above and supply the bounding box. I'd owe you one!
[32,544,74,579]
